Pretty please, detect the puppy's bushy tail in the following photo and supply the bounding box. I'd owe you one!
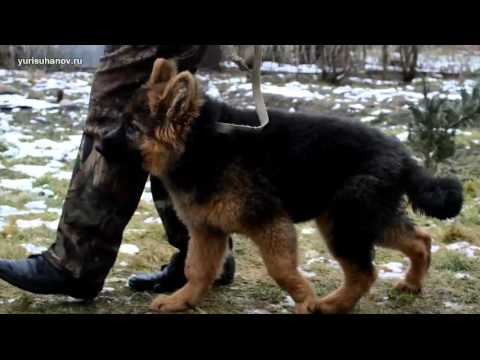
[405,160,463,220]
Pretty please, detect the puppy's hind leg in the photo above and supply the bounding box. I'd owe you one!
[247,217,319,314]
[150,226,228,313]
[313,174,391,314]
[377,217,431,293]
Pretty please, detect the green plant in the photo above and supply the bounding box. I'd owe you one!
[407,78,480,172]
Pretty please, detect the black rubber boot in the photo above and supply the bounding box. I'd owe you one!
[128,251,236,293]
[128,252,187,293]
[0,254,101,300]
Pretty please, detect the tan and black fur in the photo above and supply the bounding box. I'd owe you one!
[123,58,463,314]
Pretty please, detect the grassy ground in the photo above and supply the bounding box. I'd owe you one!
[0,177,479,314]
[1,63,480,314]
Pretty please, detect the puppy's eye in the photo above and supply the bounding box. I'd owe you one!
[127,123,140,136]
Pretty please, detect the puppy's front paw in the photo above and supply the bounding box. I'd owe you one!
[394,280,422,294]
[294,296,320,314]
[150,295,190,313]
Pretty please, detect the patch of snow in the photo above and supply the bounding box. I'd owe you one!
[0,94,58,110]
[25,200,47,210]
[226,81,325,101]
[454,272,472,280]
[457,130,472,136]
[0,205,29,217]
[349,103,365,111]
[361,116,376,123]
[220,61,238,69]
[378,261,405,279]
[1,134,82,161]
[446,241,479,258]
[443,301,463,311]
[246,309,271,314]
[262,82,324,100]
[141,191,153,203]
[47,208,62,215]
[16,218,59,230]
[0,178,54,197]
[11,164,46,178]
[396,131,409,142]
[51,171,72,181]
[205,83,222,99]
[119,244,140,255]
[261,61,321,74]
[304,256,339,269]
[298,267,316,278]
[370,108,393,116]
[20,243,47,255]
[33,187,54,197]
[282,295,295,307]
[144,217,162,225]
[301,227,316,235]
[0,178,34,191]
[431,245,440,253]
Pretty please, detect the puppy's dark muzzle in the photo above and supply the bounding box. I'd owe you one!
[95,125,142,164]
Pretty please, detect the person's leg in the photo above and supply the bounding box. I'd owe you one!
[0,45,208,299]
[127,176,235,293]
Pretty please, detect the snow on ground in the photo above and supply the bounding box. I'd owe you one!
[443,301,464,311]
[0,64,479,314]
[198,64,477,136]
[119,244,140,255]
[261,61,322,74]
[0,94,59,110]
[298,267,316,279]
[0,178,54,197]
[454,272,472,280]
[378,262,405,280]
[2,135,82,161]
[141,191,153,204]
[144,217,162,225]
[365,53,480,75]
[303,250,340,270]
[0,70,91,238]
[301,227,316,235]
[20,243,48,255]
[445,241,480,258]
[223,52,480,76]
[24,200,47,210]
[1,66,479,269]
[16,218,59,230]
[0,205,31,217]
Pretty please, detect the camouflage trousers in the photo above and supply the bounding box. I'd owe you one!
[44,45,207,294]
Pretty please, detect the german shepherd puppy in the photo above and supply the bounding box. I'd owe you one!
[124,58,463,314]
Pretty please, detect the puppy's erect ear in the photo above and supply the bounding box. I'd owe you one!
[147,58,177,87]
[163,71,200,128]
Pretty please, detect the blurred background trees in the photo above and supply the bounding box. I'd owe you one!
[2,45,479,86]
